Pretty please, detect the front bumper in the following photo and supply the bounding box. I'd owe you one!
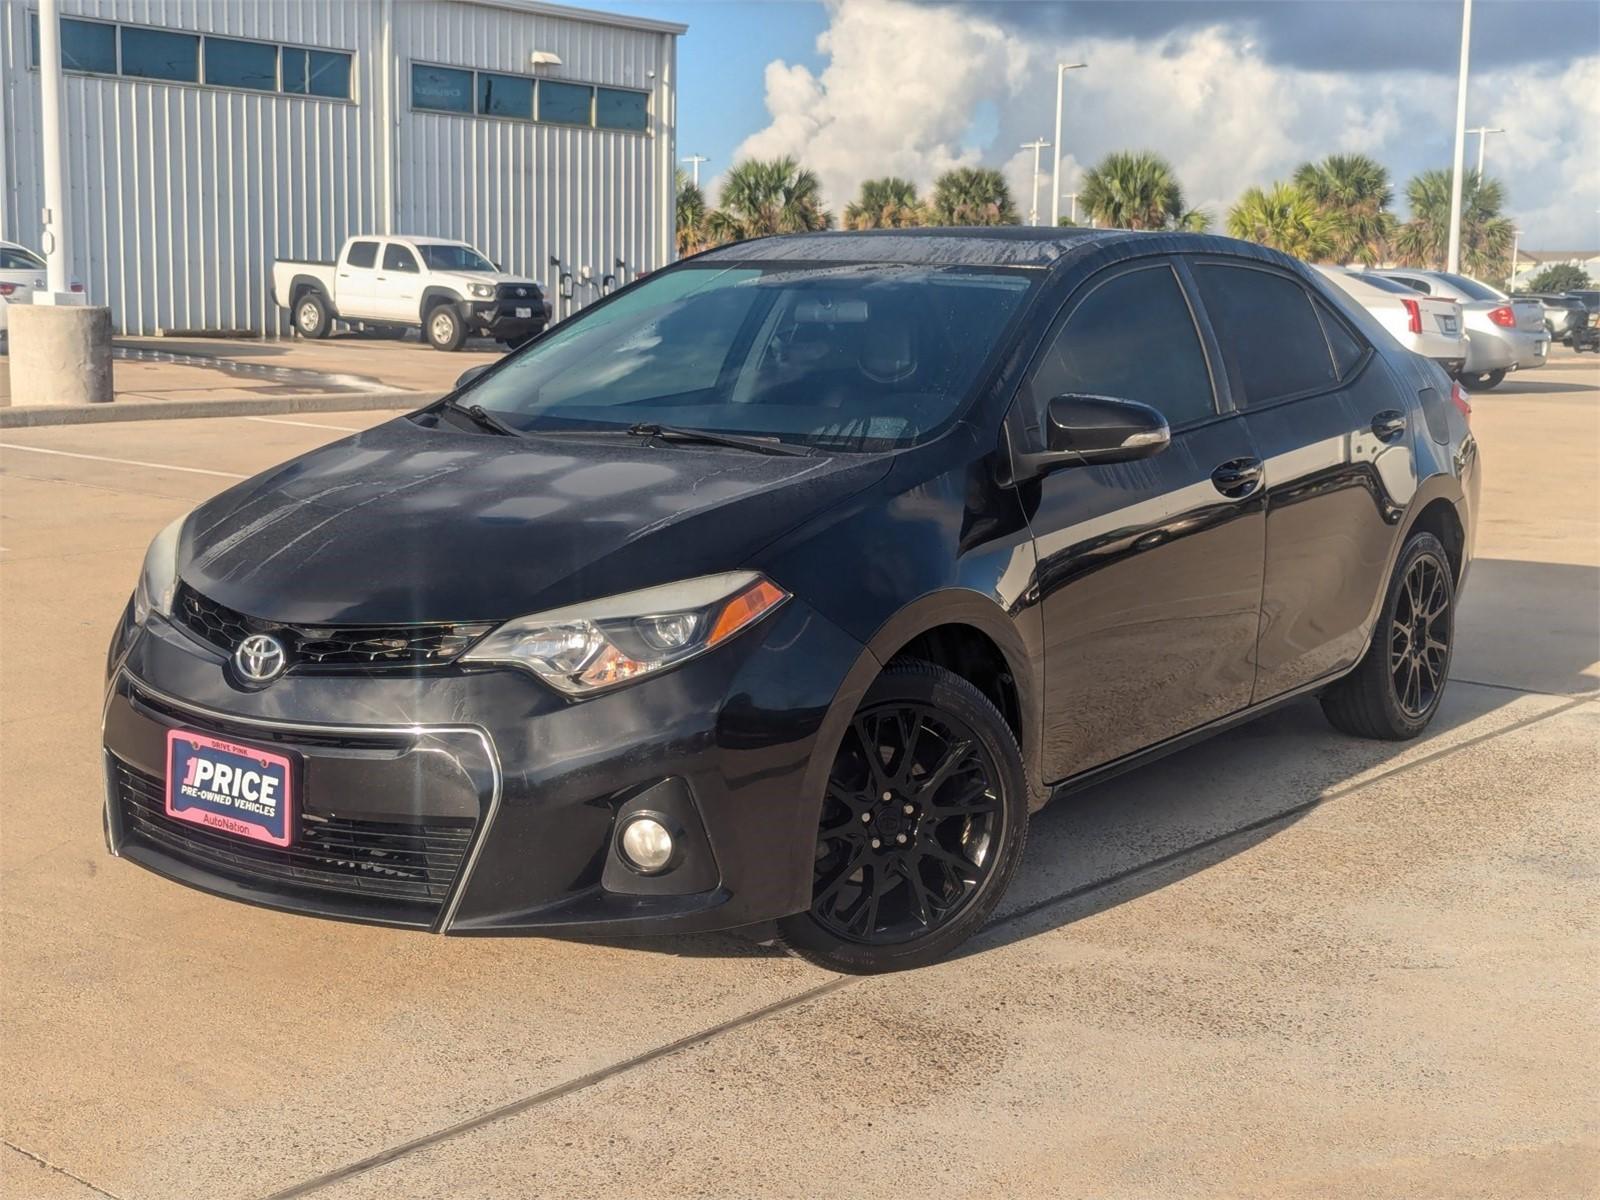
[103,596,867,936]
[469,298,550,340]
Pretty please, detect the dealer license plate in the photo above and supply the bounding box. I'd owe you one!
[1438,316,1458,334]
[165,729,294,846]
[515,306,532,318]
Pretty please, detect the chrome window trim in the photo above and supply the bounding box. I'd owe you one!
[104,669,503,934]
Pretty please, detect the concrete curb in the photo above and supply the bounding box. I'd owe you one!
[0,390,437,428]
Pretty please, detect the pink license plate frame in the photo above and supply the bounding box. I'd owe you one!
[165,729,295,847]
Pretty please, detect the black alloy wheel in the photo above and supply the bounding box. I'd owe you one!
[1389,553,1451,718]
[780,660,1028,974]
[1321,531,1455,740]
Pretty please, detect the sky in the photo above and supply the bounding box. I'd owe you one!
[588,0,1600,248]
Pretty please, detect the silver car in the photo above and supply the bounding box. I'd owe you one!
[1316,266,1468,373]
[1370,269,1547,390]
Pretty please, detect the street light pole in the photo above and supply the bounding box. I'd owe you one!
[1064,192,1080,224]
[1446,0,1473,273]
[681,154,708,187]
[37,0,72,300]
[1050,62,1088,227]
[1468,125,1505,176]
[1509,227,1522,289]
[1022,138,1051,225]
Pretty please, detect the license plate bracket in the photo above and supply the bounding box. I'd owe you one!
[165,729,295,847]
[514,306,532,318]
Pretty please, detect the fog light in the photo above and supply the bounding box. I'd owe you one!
[619,816,674,874]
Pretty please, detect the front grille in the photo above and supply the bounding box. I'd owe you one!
[115,761,475,910]
[495,283,540,301]
[174,583,491,671]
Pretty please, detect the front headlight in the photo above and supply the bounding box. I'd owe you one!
[461,572,788,696]
[131,515,185,626]
[469,282,496,299]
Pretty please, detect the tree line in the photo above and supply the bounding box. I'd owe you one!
[678,151,1519,281]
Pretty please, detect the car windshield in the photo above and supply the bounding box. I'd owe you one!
[458,263,1038,451]
[419,244,496,272]
[1439,273,1507,302]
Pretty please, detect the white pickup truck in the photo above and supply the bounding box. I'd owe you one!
[272,235,550,351]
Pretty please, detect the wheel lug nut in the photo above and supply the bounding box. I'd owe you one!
[870,838,881,849]
[882,791,892,801]
[896,833,908,845]
[861,812,871,823]
[902,803,914,815]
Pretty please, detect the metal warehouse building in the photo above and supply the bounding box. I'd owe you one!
[0,0,683,334]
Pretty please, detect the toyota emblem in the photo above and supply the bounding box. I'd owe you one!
[234,633,288,684]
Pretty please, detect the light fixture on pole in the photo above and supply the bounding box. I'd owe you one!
[1467,125,1505,176]
[1446,0,1473,274]
[681,155,709,187]
[1021,139,1052,225]
[1050,62,1089,227]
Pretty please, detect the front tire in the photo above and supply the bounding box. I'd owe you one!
[293,292,331,339]
[778,660,1028,974]
[425,304,466,352]
[1459,369,1505,391]
[1321,532,1455,740]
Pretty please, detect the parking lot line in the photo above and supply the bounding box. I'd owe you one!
[246,416,367,432]
[0,442,248,479]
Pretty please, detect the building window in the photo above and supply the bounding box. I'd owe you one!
[28,15,119,74]
[204,37,278,91]
[478,72,534,120]
[412,64,474,114]
[119,27,200,83]
[28,14,352,100]
[596,87,648,132]
[538,80,593,126]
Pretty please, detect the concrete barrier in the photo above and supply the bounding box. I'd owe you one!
[7,304,114,406]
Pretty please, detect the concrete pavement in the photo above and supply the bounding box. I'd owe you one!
[1,353,1596,1199]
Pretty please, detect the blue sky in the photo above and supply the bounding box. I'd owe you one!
[586,0,1597,247]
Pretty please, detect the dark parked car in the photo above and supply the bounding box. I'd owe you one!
[103,229,1480,973]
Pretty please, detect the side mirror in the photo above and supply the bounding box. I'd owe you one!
[455,364,491,390]
[1044,393,1170,464]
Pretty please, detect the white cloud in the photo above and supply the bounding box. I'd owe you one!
[725,0,1600,248]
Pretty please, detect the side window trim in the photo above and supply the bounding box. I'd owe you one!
[1188,256,1355,412]
[1309,290,1375,383]
[1017,256,1226,436]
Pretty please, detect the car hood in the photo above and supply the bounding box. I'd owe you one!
[179,417,890,625]
[437,271,542,292]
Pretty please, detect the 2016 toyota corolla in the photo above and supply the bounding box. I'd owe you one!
[103,228,1479,973]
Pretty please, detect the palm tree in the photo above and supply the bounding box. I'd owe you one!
[1226,182,1335,261]
[675,170,710,256]
[1292,154,1396,265]
[717,157,833,238]
[1176,208,1213,233]
[1080,151,1185,230]
[1393,169,1514,278]
[927,168,1019,226]
[844,177,922,230]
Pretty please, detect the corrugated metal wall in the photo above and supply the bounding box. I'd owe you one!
[0,0,678,334]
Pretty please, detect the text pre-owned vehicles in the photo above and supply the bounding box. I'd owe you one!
[105,229,1479,973]
[1371,268,1547,391]
[0,240,84,332]
[272,236,550,351]
[1316,266,1468,373]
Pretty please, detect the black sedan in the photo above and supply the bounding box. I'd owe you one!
[103,228,1479,973]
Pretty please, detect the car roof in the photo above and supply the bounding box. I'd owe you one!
[691,226,1293,272]
[390,235,475,246]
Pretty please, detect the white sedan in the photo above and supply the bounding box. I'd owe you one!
[0,240,85,333]
[1315,265,1469,375]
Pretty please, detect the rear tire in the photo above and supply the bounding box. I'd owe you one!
[425,304,466,352]
[1321,532,1455,741]
[778,660,1028,974]
[293,292,331,339]
[1459,369,1505,391]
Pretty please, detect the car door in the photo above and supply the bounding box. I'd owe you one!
[337,239,381,318]
[1018,258,1267,783]
[377,241,424,322]
[1190,258,1416,702]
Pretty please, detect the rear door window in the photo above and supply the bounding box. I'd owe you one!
[1194,263,1337,407]
[345,241,378,269]
[1028,262,1217,428]
[1314,296,1368,379]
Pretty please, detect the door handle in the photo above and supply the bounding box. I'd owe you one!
[1211,457,1263,499]
[1372,410,1407,442]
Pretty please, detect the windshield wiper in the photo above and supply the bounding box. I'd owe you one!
[445,399,525,438]
[627,422,812,457]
